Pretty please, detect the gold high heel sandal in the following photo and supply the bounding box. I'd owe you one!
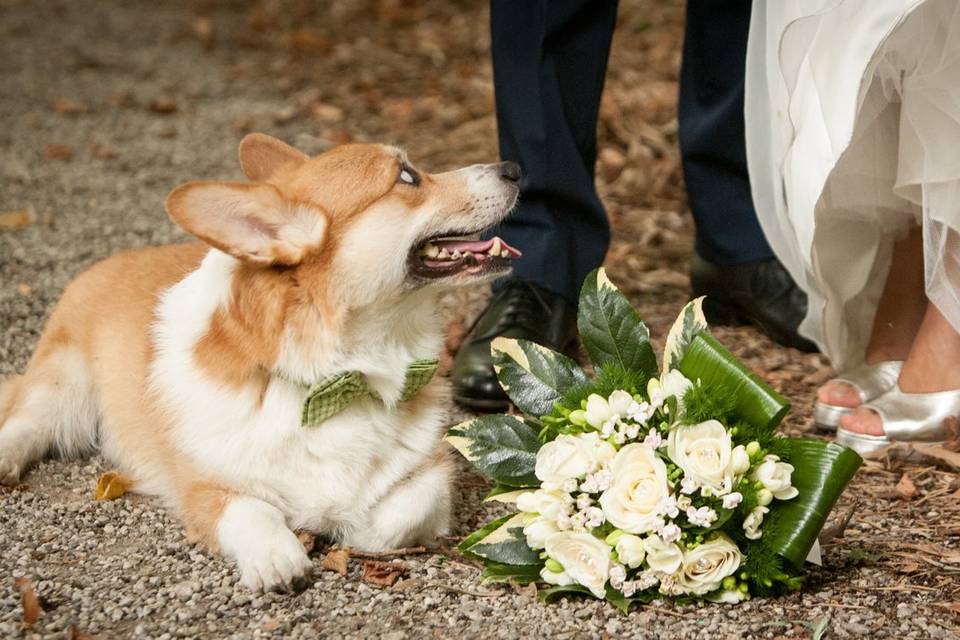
[834,385,960,455]
[813,361,902,432]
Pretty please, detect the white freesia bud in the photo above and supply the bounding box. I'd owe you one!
[584,394,613,428]
[743,506,768,540]
[757,488,773,506]
[535,433,616,489]
[643,534,683,574]
[730,445,751,475]
[540,566,574,587]
[516,489,569,520]
[599,444,671,534]
[753,455,799,500]
[707,588,748,603]
[649,370,694,410]
[523,517,561,550]
[675,534,742,595]
[614,534,647,569]
[722,492,743,510]
[667,420,735,495]
[660,522,682,543]
[607,390,635,417]
[544,532,612,599]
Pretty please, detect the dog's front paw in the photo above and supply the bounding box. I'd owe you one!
[235,528,313,593]
[217,497,313,593]
[0,457,21,486]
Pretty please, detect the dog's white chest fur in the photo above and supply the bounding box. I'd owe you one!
[148,250,450,546]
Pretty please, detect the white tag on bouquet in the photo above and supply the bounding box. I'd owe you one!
[805,539,823,566]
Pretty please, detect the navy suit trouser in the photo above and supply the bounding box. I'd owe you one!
[488,0,774,304]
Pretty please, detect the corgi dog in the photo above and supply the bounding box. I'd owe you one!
[0,134,521,592]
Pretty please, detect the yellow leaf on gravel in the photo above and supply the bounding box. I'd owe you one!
[95,472,131,501]
[322,546,349,576]
[0,206,35,229]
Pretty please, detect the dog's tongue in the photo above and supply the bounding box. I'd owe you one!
[433,236,522,257]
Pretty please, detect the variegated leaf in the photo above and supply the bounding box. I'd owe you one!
[663,296,708,371]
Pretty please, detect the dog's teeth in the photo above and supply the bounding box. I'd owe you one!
[452,250,462,259]
[438,248,450,260]
[489,238,502,256]
[501,249,510,258]
[422,243,440,258]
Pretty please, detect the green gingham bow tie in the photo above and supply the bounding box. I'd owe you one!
[288,358,439,427]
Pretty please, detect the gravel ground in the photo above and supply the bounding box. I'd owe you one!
[2,0,959,638]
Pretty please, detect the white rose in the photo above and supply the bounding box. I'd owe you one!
[544,532,611,599]
[599,444,671,534]
[675,534,742,595]
[614,534,646,569]
[743,506,768,540]
[516,489,569,520]
[523,517,561,550]
[607,390,635,417]
[668,420,735,495]
[535,433,616,489]
[753,455,799,500]
[584,394,612,429]
[643,534,683,574]
[730,445,751,475]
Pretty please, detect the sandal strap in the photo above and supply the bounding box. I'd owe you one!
[862,385,960,442]
[832,360,903,402]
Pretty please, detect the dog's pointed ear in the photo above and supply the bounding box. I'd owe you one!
[165,181,327,266]
[238,133,308,181]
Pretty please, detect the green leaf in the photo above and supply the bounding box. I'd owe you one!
[761,438,862,567]
[491,338,589,416]
[467,513,541,566]
[679,333,790,433]
[538,583,595,603]
[483,484,527,503]
[446,415,541,487]
[481,562,544,585]
[577,268,658,379]
[663,297,709,371]
[458,514,514,559]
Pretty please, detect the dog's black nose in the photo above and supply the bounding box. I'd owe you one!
[499,161,521,182]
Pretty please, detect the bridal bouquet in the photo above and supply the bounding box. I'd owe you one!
[447,269,862,611]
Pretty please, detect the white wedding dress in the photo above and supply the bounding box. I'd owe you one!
[745,0,960,370]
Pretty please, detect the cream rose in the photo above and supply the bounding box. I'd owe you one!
[535,433,616,489]
[675,534,742,595]
[667,420,734,495]
[614,534,646,569]
[753,455,799,500]
[599,444,671,534]
[643,534,683,574]
[544,532,611,598]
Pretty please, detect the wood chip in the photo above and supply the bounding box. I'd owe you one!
[895,473,919,500]
[321,546,349,576]
[46,143,74,161]
[17,283,31,295]
[362,560,407,587]
[0,206,35,229]
[148,99,178,114]
[95,472,131,501]
[52,98,90,115]
[15,577,41,626]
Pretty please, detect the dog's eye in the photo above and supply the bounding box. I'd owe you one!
[398,165,420,186]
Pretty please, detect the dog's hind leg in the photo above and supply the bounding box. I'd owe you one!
[0,345,98,485]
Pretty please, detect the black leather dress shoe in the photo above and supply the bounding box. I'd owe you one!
[690,252,818,352]
[452,280,578,411]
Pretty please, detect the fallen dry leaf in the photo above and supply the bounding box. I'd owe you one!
[95,471,131,501]
[295,530,315,553]
[0,206,35,229]
[895,473,918,501]
[362,560,407,588]
[52,98,90,115]
[148,99,178,114]
[322,546,349,576]
[68,625,94,640]
[15,577,41,626]
[46,143,74,161]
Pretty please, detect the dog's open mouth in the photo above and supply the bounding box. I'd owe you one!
[408,233,522,279]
